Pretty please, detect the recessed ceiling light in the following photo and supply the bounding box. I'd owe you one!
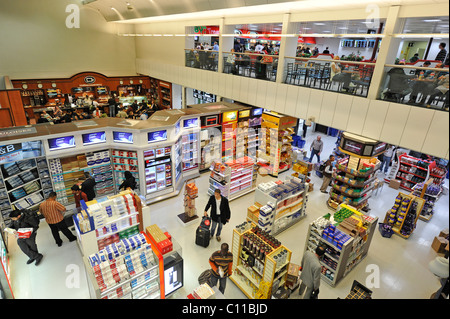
[338,27,348,30]
[423,19,441,22]
[303,28,311,30]
[314,23,326,26]
[323,31,331,33]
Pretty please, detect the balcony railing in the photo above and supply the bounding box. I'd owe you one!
[283,56,376,97]
[378,64,449,112]
[185,49,219,71]
[222,51,278,82]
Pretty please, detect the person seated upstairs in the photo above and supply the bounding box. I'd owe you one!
[409,53,419,63]
[409,61,435,105]
[116,106,128,118]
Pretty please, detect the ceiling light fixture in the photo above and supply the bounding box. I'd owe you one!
[423,19,441,22]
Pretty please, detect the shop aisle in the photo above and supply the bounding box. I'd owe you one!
[6,130,449,299]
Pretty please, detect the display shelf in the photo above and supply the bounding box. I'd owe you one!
[327,154,380,211]
[178,179,199,226]
[250,175,308,235]
[230,223,291,299]
[83,232,161,299]
[384,153,434,192]
[257,112,296,177]
[384,192,425,239]
[199,126,222,171]
[73,190,146,256]
[0,154,51,223]
[207,157,257,201]
[304,204,378,286]
[181,132,199,172]
[412,179,442,222]
[144,146,172,196]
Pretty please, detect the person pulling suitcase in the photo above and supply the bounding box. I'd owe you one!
[203,189,231,242]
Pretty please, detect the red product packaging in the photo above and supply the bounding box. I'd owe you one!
[17,228,33,239]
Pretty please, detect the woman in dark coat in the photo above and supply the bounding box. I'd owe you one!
[119,171,137,191]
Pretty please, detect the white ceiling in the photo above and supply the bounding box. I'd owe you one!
[82,0,450,23]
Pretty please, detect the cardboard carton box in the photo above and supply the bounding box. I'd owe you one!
[439,229,449,239]
[389,179,401,190]
[431,236,449,254]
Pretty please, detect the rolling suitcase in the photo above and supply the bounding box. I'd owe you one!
[195,216,211,248]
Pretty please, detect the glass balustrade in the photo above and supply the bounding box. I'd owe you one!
[378,63,449,112]
[222,51,278,82]
[184,49,219,71]
[283,57,376,97]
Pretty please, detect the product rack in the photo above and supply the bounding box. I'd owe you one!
[73,190,149,257]
[384,192,425,239]
[412,179,442,222]
[249,175,308,235]
[327,156,380,211]
[83,232,161,299]
[257,113,296,177]
[0,156,52,225]
[230,224,292,299]
[207,157,257,201]
[384,153,435,192]
[303,204,378,287]
[112,150,140,194]
[49,150,114,205]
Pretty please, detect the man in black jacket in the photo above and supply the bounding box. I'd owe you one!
[204,189,231,242]
[81,172,96,201]
[9,210,43,266]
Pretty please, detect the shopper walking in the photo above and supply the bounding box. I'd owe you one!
[380,144,395,174]
[209,243,233,295]
[81,172,97,201]
[39,192,77,247]
[9,210,43,266]
[320,155,335,193]
[204,189,231,242]
[298,245,325,299]
[309,135,323,163]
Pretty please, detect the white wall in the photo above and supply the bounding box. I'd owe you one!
[0,0,137,82]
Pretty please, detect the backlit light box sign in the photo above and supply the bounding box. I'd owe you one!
[82,132,106,146]
[148,130,167,143]
[183,118,198,129]
[48,136,76,151]
[113,131,133,144]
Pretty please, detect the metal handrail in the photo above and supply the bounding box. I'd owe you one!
[222,51,279,58]
[384,64,450,72]
[285,56,376,65]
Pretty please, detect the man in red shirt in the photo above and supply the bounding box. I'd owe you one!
[39,192,77,247]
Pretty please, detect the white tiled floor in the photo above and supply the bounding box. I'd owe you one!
[6,130,449,299]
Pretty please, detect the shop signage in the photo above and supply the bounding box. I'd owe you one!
[0,127,37,138]
[84,76,96,84]
[194,26,220,35]
[0,143,23,164]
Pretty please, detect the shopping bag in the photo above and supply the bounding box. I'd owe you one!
[17,228,33,239]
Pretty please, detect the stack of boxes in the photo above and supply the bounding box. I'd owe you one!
[258,202,275,233]
[193,283,216,299]
[184,182,198,217]
[86,150,113,196]
[431,228,449,254]
[322,225,351,250]
[247,203,262,224]
[146,224,173,254]
[87,233,158,299]
[285,263,300,290]
[77,192,139,250]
